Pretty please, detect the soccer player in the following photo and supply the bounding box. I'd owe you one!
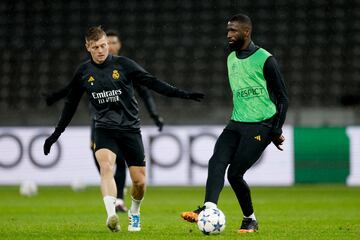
[106,30,164,131]
[43,26,204,232]
[43,30,164,213]
[181,14,288,233]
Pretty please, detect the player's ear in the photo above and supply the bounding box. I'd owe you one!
[244,26,251,39]
[85,40,90,52]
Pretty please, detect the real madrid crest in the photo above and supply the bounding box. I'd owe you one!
[112,70,120,80]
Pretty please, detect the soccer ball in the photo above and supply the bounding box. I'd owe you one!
[197,208,226,235]
[19,180,38,197]
[70,178,86,192]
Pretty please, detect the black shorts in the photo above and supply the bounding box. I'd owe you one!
[93,128,145,167]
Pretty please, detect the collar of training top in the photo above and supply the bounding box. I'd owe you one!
[235,41,259,59]
[91,54,113,68]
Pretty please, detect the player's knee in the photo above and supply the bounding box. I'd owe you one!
[99,160,114,175]
[227,170,243,184]
[208,157,224,174]
[208,158,216,169]
[132,177,146,189]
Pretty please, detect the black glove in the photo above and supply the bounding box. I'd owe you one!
[41,92,57,106]
[43,129,62,155]
[272,134,285,151]
[185,92,205,102]
[151,115,164,132]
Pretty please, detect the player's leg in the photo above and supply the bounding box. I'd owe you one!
[226,123,272,233]
[204,129,240,204]
[91,120,100,172]
[95,148,119,232]
[128,166,146,211]
[181,127,240,222]
[96,149,117,198]
[94,128,120,232]
[114,152,128,212]
[127,166,145,232]
[118,132,146,232]
[92,150,100,172]
[93,122,127,212]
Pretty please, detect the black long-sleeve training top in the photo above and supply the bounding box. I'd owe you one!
[235,41,289,136]
[56,55,190,132]
[46,70,160,118]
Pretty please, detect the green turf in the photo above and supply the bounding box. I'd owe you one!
[0,185,359,239]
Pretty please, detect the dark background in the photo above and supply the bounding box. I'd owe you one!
[0,0,359,126]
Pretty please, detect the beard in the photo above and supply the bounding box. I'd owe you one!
[228,36,245,52]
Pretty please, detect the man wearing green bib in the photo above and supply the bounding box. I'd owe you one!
[181,14,288,233]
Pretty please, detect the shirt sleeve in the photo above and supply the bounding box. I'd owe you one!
[55,66,85,132]
[120,57,190,98]
[47,81,73,104]
[263,56,289,136]
[134,84,159,118]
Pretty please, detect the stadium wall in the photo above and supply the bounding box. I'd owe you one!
[0,126,359,186]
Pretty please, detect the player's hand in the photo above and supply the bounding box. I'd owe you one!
[187,92,205,102]
[272,135,285,151]
[43,131,62,155]
[41,92,57,106]
[152,115,164,132]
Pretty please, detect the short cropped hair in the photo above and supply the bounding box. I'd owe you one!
[228,14,252,27]
[106,30,120,38]
[85,26,106,42]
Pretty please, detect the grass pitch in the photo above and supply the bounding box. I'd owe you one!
[0,185,359,239]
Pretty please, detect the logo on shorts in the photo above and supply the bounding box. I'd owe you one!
[112,70,120,80]
[254,135,262,141]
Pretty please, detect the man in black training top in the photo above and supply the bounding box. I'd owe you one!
[43,26,204,233]
[43,30,164,213]
[181,14,288,233]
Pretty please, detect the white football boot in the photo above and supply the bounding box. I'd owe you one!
[106,214,120,232]
[128,210,141,232]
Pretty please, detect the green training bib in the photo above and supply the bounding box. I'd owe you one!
[227,48,277,122]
